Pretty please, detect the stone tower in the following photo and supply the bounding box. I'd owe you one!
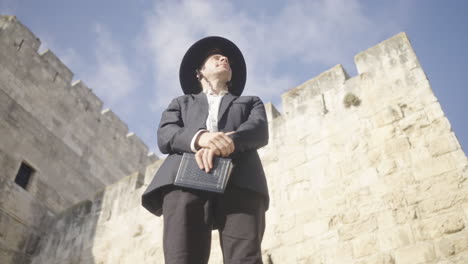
[1,16,467,264]
[0,16,157,263]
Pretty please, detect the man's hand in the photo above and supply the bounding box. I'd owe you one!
[195,148,220,173]
[196,131,235,157]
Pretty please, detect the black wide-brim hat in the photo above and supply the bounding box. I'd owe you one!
[179,36,246,96]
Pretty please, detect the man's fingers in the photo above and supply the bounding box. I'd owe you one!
[225,131,235,136]
[207,149,214,171]
[213,135,233,156]
[209,140,226,156]
[195,150,204,169]
[203,149,210,173]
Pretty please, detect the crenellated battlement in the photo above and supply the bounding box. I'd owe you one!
[0,16,41,51]
[39,49,73,83]
[0,16,156,178]
[268,32,427,125]
[70,80,104,112]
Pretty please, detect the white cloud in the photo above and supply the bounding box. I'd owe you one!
[141,0,401,113]
[88,24,139,108]
[35,23,137,110]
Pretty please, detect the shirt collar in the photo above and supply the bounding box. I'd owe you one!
[203,89,228,96]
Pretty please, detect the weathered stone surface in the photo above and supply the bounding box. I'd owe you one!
[436,230,468,258]
[352,232,379,258]
[413,212,466,241]
[378,224,414,251]
[394,242,436,264]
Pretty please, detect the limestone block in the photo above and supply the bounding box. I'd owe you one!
[405,170,464,206]
[0,180,48,228]
[338,215,377,241]
[369,124,396,148]
[39,49,73,83]
[435,230,468,258]
[70,80,104,112]
[376,210,397,229]
[280,225,307,246]
[359,148,382,168]
[412,152,457,181]
[425,102,445,122]
[383,137,411,156]
[423,116,452,137]
[450,149,468,170]
[378,224,414,251]
[282,89,324,118]
[418,194,466,219]
[305,139,328,160]
[463,202,468,220]
[406,147,433,166]
[282,64,348,116]
[304,218,330,238]
[394,242,436,264]
[329,207,360,228]
[352,232,379,258]
[427,132,460,157]
[393,206,418,225]
[281,142,307,169]
[318,184,343,202]
[359,167,379,187]
[339,156,362,176]
[409,67,428,84]
[320,241,354,264]
[377,159,397,176]
[355,32,420,75]
[100,108,129,136]
[317,195,348,219]
[446,251,468,264]
[411,80,438,105]
[413,212,465,241]
[372,106,403,128]
[382,191,407,210]
[398,109,430,135]
[286,180,312,202]
[354,253,394,264]
[294,156,329,188]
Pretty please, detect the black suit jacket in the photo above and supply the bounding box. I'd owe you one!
[141,92,269,216]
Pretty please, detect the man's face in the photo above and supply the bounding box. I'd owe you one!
[200,54,232,81]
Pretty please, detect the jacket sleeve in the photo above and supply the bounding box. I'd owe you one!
[157,97,204,154]
[229,96,269,153]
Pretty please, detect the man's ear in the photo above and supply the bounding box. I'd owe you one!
[196,69,203,81]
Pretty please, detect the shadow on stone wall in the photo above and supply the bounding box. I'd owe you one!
[30,194,103,264]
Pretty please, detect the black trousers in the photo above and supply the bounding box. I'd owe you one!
[161,184,266,264]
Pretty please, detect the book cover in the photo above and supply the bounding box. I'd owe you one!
[174,153,233,193]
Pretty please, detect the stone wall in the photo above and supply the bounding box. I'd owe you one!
[1,16,467,264]
[260,32,468,263]
[0,16,156,263]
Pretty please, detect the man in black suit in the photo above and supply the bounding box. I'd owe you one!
[142,36,269,264]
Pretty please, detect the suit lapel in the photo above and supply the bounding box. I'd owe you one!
[193,92,209,127]
[218,92,238,123]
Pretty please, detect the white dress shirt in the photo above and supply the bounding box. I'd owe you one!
[190,89,228,152]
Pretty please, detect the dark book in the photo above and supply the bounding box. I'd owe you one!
[174,153,233,193]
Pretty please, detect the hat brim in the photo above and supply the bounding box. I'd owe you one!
[179,36,246,96]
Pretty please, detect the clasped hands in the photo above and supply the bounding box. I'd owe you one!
[195,131,235,173]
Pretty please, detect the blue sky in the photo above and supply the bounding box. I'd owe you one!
[1,0,467,157]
